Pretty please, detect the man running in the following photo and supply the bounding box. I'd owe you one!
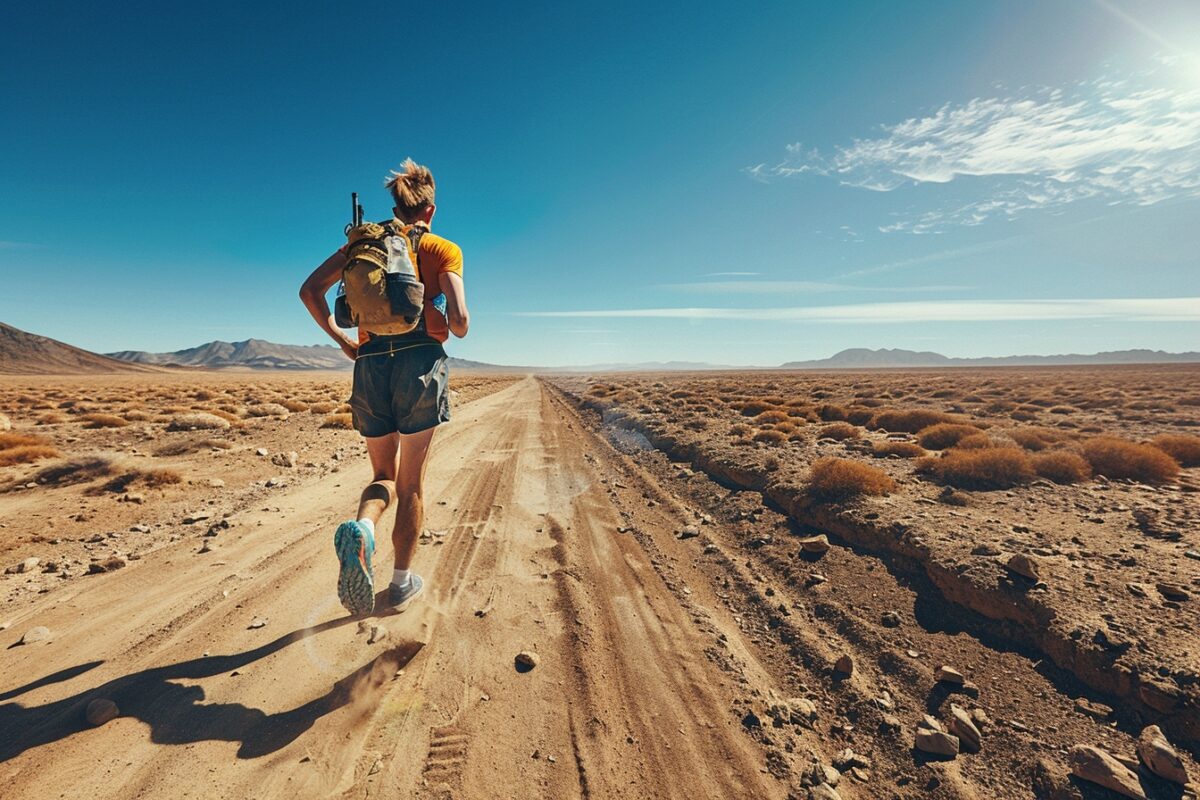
[299,158,469,615]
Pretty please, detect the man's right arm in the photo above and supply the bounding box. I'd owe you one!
[299,247,359,360]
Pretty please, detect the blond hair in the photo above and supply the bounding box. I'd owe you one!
[385,158,436,222]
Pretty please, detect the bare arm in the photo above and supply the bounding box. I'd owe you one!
[439,271,469,338]
[299,247,359,360]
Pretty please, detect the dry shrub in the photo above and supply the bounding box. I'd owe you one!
[32,455,116,485]
[280,398,309,412]
[870,408,962,433]
[309,401,338,414]
[193,389,216,401]
[167,412,232,432]
[818,404,849,422]
[94,467,183,494]
[80,413,129,429]
[0,445,61,466]
[739,400,773,417]
[1081,437,1179,484]
[807,457,896,502]
[954,433,995,450]
[1008,427,1067,451]
[1151,434,1200,467]
[917,423,983,450]
[845,407,874,426]
[755,410,790,424]
[1,432,47,450]
[36,412,66,425]
[123,409,151,422]
[1032,451,1092,484]
[819,422,860,441]
[0,412,10,431]
[753,429,787,445]
[1010,410,1038,422]
[321,413,355,430]
[873,441,925,458]
[916,447,1035,490]
[246,402,290,417]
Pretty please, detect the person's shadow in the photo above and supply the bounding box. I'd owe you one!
[0,596,424,762]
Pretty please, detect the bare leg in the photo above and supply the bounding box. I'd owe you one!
[358,434,399,527]
[392,426,436,572]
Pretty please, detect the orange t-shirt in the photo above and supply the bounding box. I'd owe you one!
[357,228,463,345]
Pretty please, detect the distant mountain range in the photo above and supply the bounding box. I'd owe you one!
[0,322,161,375]
[3,321,1196,374]
[108,339,519,372]
[779,347,1200,369]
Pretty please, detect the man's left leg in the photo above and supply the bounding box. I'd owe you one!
[388,425,436,609]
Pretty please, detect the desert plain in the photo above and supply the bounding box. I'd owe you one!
[0,365,1197,799]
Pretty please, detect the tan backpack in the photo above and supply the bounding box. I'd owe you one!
[334,215,427,336]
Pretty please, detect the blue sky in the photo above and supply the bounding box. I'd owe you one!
[2,0,1198,367]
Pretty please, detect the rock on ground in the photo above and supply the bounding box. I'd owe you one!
[1136,725,1188,785]
[1068,745,1146,800]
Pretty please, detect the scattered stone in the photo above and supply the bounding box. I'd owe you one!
[1156,583,1190,602]
[936,665,965,685]
[676,527,700,540]
[799,535,831,554]
[1069,745,1146,800]
[248,617,268,629]
[948,704,981,753]
[1074,697,1113,721]
[130,524,151,533]
[832,749,871,771]
[87,556,126,574]
[970,708,991,728]
[368,624,388,645]
[6,557,40,574]
[183,512,212,525]
[971,543,1002,556]
[20,626,51,645]
[1004,553,1041,581]
[271,451,298,469]
[1136,725,1188,785]
[801,761,840,788]
[1031,757,1082,800]
[834,654,854,675]
[198,541,214,554]
[85,698,119,726]
[1139,680,1183,713]
[255,447,269,456]
[808,782,842,800]
[914,728,960,758]
[1125,582,1150,598]
[881,611,901,628]
[515,650,539,671]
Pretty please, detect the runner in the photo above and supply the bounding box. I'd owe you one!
[299,158,469,615]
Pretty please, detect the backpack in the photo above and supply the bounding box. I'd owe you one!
[334,220,426,335]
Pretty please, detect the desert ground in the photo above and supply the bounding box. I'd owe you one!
[0,366,1197,799]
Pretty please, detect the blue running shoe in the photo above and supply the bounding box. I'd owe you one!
[388,573,424,611]
[334,521,375,615]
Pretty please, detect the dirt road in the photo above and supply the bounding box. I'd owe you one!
[0,378,806,799]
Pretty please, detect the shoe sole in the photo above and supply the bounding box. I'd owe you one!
[391,576,424,612]
[334,523,375,615]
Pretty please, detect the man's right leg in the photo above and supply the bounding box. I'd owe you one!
[334,433,400,615]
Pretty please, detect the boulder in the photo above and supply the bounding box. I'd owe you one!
[85,698,119,726]
[1068,745,1146,800]
[1005,553,1041,581]
[1136,725,1187,785]
[948,704,981,752]
[914,728,960,757]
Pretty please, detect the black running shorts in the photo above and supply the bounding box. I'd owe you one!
[349,337,450,437]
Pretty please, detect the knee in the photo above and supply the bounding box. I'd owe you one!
[395,483,422,508]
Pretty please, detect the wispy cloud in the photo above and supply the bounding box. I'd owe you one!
[702,271,761,277]
[516,297,1200,323]
[748,65,1200,232]
[660,280,968,294]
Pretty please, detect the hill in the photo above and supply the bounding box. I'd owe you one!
[0,322,162,375]
[109,339,518,372]
[780,347,1200,369]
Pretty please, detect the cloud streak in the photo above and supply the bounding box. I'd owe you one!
[660,280,968,293]
[516,297,1200,323]
[749,67,1200,232]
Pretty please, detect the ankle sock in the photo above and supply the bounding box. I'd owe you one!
[357,518,375,537]
[392,568,411,588]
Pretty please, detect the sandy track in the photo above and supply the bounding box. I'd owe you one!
[0,378,794,799]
